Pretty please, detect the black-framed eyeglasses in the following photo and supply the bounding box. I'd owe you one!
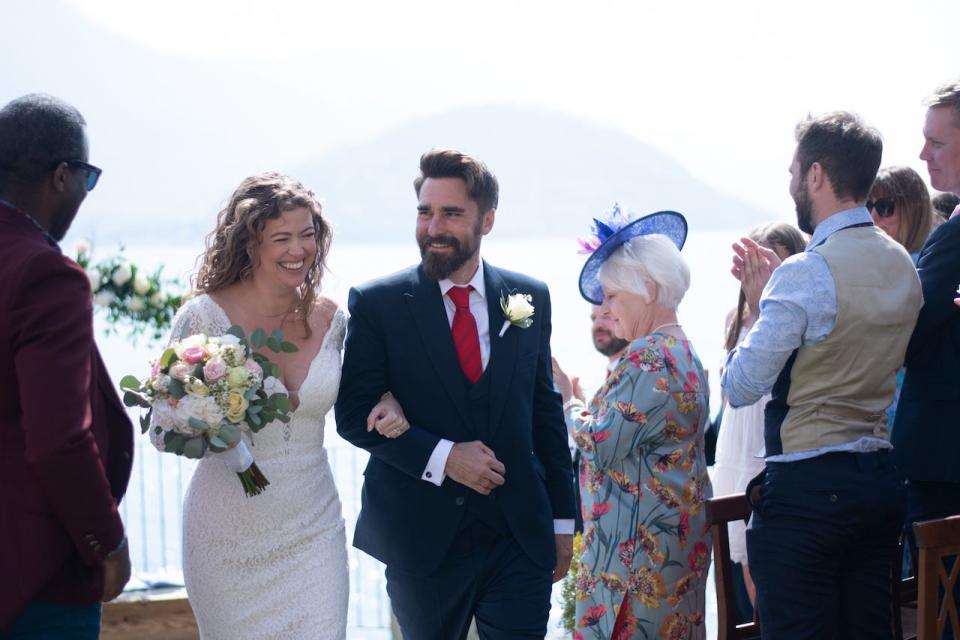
[866,197,896,218]
[58,160,102,191]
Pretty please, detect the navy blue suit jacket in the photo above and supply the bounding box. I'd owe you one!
[893,216,960,483]
[335,262,576,575]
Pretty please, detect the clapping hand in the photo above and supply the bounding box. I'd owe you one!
[366,392,409,439]
[731,237,782,317]
[551,357,584,404]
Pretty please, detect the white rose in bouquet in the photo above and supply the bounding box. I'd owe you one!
[262,375,286,396]
[168,362,193,382]
[176,394,224,430]
[203,357,228,383]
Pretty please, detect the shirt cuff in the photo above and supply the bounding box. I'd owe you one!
[421,438,454,486]
[553,519,575,535]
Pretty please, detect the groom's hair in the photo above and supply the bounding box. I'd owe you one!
[414,149,499,214]
[0,94,87,188]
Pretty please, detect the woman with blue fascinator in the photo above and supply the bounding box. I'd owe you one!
[553,206,711,639]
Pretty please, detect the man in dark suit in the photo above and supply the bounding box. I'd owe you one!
[893,79,960,613]
[0,94,133,638]
[336,149,576,639]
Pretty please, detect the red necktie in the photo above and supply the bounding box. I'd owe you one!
[447,286,482,383]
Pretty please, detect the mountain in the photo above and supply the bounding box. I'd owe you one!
[3,3,773,245]
[295,105,773,242]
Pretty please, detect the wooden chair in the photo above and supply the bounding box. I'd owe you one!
[913,515,960,639]
[706,493,761,640]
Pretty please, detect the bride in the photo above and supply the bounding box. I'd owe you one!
[156,173,406,639]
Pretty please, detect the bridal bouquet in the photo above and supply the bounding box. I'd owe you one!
[120,325,297,497]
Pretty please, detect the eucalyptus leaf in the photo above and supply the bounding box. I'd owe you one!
[188,417,209,431]
[271,363,282,378]
[248,403,263,414]
[244,386,259,400]
[139,410,152,434]
[209,435,228,449]
[219,423,241,445]
[122,391,141,408]
[250,328,266,348]
[193,363,205,379]
[183,437,207,459]
[274,394,290,413]
[164,432,187,455]
[249,412,262,427]
[277,413,291,423]
[167,378,186,399]
[270,329,284,342]
[119,375,141,391]
[280,341,299,353]
[226,325,245,340]
[159,347,177,368]
[265,337,282,353]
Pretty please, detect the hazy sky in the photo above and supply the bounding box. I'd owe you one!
[9,0,960,222]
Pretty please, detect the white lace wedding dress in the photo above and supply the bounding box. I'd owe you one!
[161,294,348,639]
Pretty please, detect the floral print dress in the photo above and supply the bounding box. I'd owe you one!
[565,334,712,640]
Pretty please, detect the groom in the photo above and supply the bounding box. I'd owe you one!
[336,149,576,639]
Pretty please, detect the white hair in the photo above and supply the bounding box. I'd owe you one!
[598,234,690,309]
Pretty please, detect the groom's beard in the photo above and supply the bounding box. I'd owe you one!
[418,227,481,281]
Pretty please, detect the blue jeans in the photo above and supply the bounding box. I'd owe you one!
[0,601,101,639]
[747,451,905,640]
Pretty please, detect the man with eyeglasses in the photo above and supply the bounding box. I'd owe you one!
[893,79,960,630]
[0,94,132,639]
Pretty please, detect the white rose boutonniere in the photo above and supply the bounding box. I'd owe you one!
[498,291,535,337]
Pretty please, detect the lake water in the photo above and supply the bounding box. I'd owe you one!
[95,230,750,637]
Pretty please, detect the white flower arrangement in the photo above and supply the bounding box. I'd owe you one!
[498,291,535,337]
[75,240,182,343]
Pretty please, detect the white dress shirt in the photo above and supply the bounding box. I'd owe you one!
[419,260,573,535]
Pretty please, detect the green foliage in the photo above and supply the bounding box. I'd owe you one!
[75,242,184,345]
[560,532,583,633]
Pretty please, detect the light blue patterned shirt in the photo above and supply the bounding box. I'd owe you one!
[720,207,892,461]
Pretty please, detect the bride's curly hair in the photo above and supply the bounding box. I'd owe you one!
[194,172,331,337]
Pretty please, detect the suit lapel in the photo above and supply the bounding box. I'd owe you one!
[405,266,471,427]
[485,263,519,439]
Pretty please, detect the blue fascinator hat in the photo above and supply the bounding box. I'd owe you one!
[577,204,688,305]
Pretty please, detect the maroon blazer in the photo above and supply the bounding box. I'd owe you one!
[0,202,134,630]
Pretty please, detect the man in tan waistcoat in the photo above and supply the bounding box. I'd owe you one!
[721,112,922,639]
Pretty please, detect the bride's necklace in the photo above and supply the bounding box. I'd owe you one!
[650,322,682,334]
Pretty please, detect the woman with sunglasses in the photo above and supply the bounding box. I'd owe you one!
[866,166,934,258]
[865,166,934,429]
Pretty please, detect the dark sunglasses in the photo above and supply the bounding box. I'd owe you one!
[55,160,102,191]
[866,197,896,218]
